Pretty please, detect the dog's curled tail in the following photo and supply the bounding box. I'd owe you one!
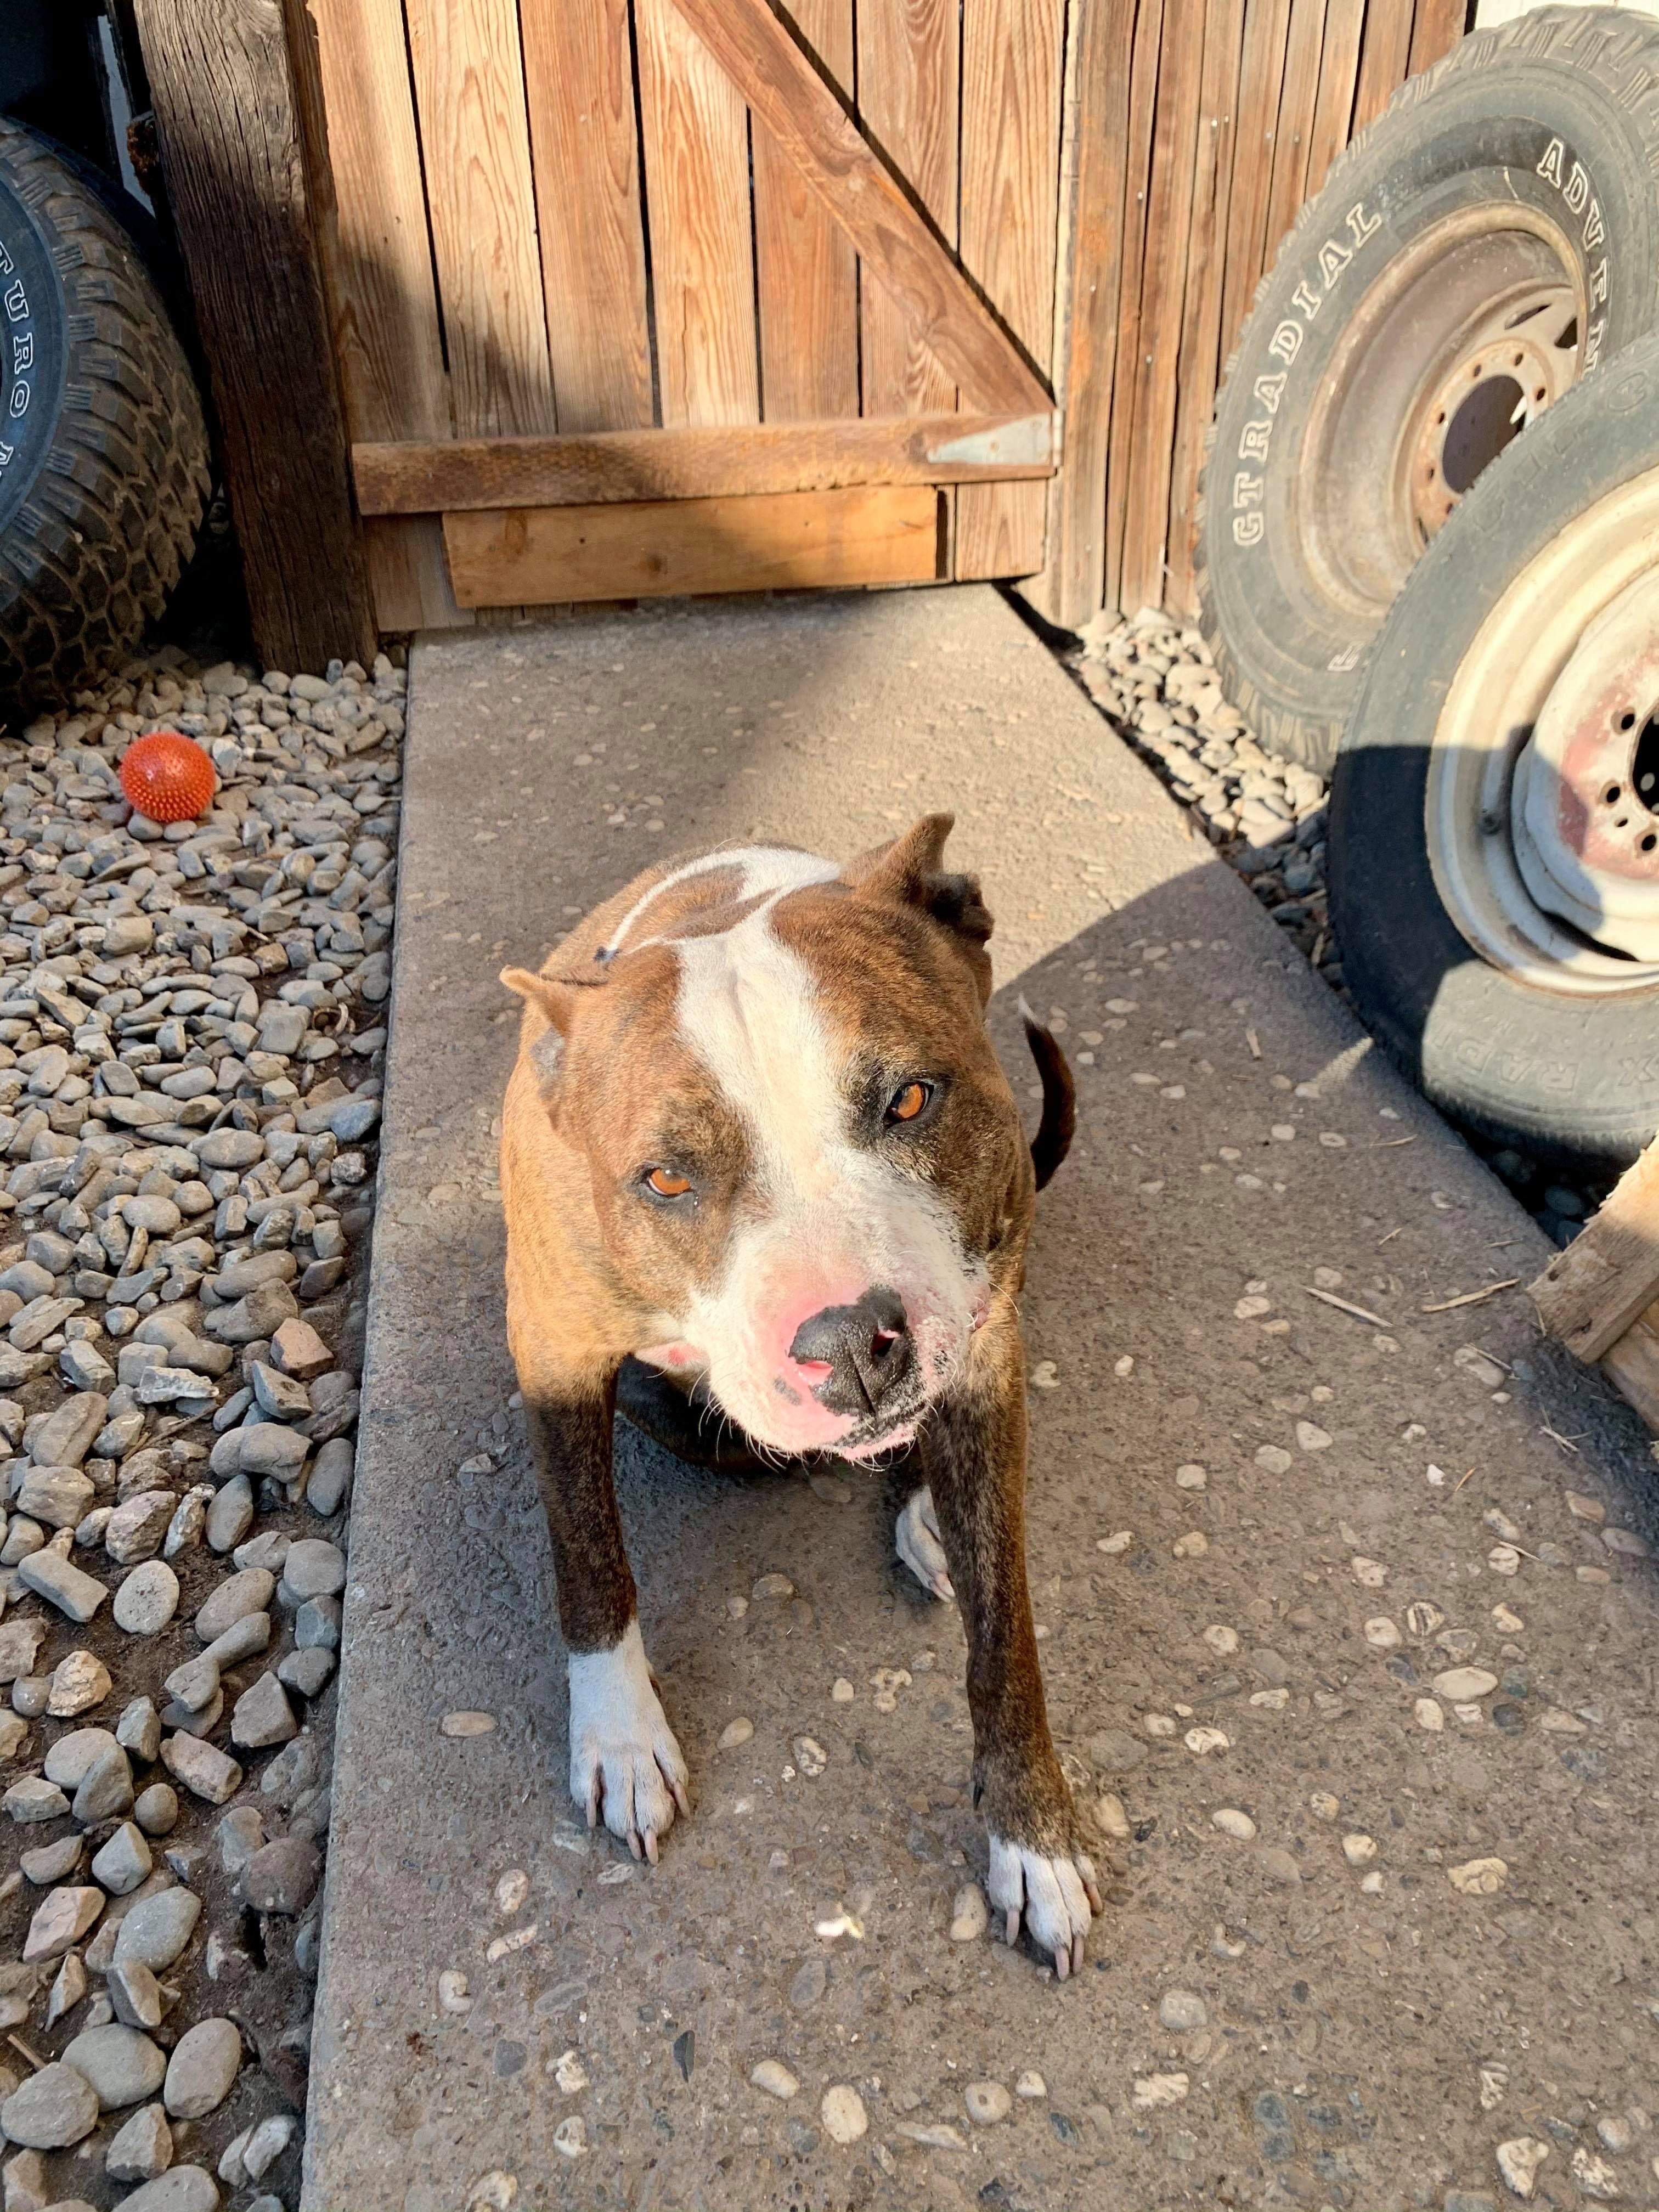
[1018,997,1076,1192]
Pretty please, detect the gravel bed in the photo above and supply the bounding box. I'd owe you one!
[0,645,400,2209]
[1066,608,1609,1235]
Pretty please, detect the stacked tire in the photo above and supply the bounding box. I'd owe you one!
[1199,6,1659,775]
[1201,6,1659,1162]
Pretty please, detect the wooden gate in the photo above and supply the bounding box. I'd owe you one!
[309,0,1068,629]
[131,0,1463,666]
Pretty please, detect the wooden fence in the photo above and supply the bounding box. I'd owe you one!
[129,0,1465,668]
[1049,0,1465,631]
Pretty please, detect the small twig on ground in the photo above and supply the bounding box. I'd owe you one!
[1452,1465,1478,1494]
[7,2036,45,2073]
[1302,1285,1389,1327]
[1370,1136,1417,1149]
[1421,1279,1520,1314]
[1376,1228,1402,1246]
[1245,1028,1261,1059]
[1541,1424,1582,1455]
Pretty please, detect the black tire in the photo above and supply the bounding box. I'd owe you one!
[1199,5,1659,774]
[0,117,208,718]
[1329,329,1659,1167]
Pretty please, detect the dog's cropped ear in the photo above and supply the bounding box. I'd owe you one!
[502,966,589,1102]
[500,966,579,1035]
[845,813,995,1002]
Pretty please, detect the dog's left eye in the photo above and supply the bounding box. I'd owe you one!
[643,1166,693,1199]
[885,1080,932,1125]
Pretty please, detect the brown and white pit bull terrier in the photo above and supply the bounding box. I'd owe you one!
[499,815,1102,1977]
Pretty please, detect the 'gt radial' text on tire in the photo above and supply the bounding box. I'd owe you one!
[1199,5,1659,775]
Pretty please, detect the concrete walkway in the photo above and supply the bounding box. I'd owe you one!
[306,588,1658,2212]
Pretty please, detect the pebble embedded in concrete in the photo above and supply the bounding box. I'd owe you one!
[751,2059,799,2100]
[820,2085,867,2144]
[966,2081,1012,2125]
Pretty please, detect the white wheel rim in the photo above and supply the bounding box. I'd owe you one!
[1425,462,1659,998]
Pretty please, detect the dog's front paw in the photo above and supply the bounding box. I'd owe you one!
[987,1832,1103,1980]
[567,1623,692,1863]
[895,1484,954,1600]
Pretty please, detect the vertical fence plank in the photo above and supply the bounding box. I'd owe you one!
[857,0,960,417]
[520,0,654,432]
[310,0,450,446]
[364,516,475,629]
[404,0,557,436]
[956,0,1065,578]
[1027,0,1138,629]
[636,0,760,425]
[1119,0,1205,612]
[1261,0,1327,266]
[1304,0,1364,199]
[1351,0,1414,132]
[1408,0,1465,78]
[1103,0,1167,611]
[1164,0,1245,617]
[752,0,859,420]
[133,0,376,667]
[1217,0,1293,364]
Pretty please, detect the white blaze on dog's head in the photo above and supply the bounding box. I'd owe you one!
[510,820,1029,1459]
[664,866,972,1454]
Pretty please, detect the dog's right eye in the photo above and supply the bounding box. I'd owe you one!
[643,1166,693,1199]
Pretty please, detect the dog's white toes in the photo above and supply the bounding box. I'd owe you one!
[988,1834,1101,1977]
[567,1623,692,1863]
[895,1484,955,1600]
[572,1728,688,1861]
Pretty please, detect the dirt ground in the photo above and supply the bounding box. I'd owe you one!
[308,587,1659,2212]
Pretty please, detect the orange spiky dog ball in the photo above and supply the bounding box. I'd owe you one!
[119,730,216,823]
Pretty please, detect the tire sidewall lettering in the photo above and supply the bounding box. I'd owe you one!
[0,174,63,538]
[1230,132,1609,553]
[0,230,26,471]
[1231,199,1384,546]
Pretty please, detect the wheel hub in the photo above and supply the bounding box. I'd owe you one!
[1513,568,1659,961]
[1409,285,1578,543]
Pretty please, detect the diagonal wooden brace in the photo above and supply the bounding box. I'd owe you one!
[668,0,1052,415]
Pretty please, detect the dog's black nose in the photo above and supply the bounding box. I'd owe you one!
[790,1287,915,1418]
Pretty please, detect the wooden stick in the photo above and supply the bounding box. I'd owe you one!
[1421,1279,1519,1315]
[1302,1284,1388,1327]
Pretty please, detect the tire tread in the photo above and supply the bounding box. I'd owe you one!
[0,118,208,716]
